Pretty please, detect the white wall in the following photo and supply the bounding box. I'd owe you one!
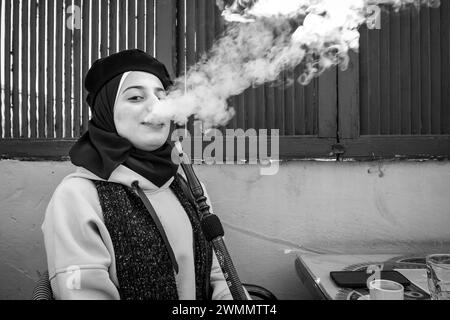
[1,160,450,299]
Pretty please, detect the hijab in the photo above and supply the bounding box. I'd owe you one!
[69,72,179,188]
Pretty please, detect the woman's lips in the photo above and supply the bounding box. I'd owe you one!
[141,122,165,129]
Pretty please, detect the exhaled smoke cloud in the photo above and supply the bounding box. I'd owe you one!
[146,0,440,128]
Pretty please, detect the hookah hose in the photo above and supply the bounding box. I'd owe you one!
[176,143,248,300]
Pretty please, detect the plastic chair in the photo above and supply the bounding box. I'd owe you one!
[32,271,277,300]
[31,271,53,300]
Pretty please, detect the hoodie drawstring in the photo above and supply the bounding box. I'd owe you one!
[131,180,179,274]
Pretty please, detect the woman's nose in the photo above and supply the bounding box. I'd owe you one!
[145,94,159,112]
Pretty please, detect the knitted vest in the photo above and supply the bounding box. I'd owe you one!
[92,174,213,300]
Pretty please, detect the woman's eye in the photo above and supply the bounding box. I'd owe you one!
[128,96,144,101]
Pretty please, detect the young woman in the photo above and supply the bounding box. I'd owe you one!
[41,49,234,300]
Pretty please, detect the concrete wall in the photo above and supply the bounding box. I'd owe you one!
[1,160,450,299]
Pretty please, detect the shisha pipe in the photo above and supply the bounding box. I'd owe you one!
[175,142,248,300]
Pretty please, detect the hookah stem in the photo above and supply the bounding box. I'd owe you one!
[211,237,248,300]
[180,161,248,300]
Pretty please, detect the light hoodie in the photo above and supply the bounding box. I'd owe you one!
[41,164,233,300]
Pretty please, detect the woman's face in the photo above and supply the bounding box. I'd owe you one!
[114,71,171,151]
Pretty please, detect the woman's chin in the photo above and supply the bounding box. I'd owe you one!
[133,140,167,151]
[132,134,169,151]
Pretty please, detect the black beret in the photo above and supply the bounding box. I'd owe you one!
[84,49,173,107]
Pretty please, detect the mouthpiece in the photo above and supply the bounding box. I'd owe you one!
[175,141,192,164]
[175,141,184,156]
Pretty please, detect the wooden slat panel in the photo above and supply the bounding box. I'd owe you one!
[64,0,73,138]
[400,8,411,135]
[137,0,146,50]
[205,0,219,137]
[46,0,55,138]
[304,79,317,135]
[237,93,245,129]
[256,85,266,132]
[246,87,256,131]
[294,65,305,135]
[176,0,185,76]
[205,0,215,50]
[0,139,77,159]
[22,0,29,138]
[91,0,99,62]
[318,68,337,138]
[127,0,136,49]
[185,0,196,134]
[0,0,2,137]
[278,137,336,159]
[312,80,319,135]
[369,25,381,135]
[210,2,225,142]
[357,5,447,137]
[284,72,294,135]
[119,0,126,51]
[380,7,391,135]
[265,83,275,130]
[108,0,116,54]
[128,0,136,49]
[55,0,63,138]
[338,51,359,139]
[441,0,450,134]
[411,6,421,135]
[146,0,154,55]
[29,0,38,138]
[82,0,90,133]
[390,10,401,135]
[420,7,431,134]
[109,0,117,54]
[155,0,175,77]
[359,26,369,135]
[100,0,108,57]
[342,136,450,160]
[12,1,20,137]
[38,0,45,137]
[0,137,336,160]
[73,0,81,137]
[185,0,195,67]
[196,0,206,59]
[0,0,1,135]
[430,6,441,134]
[229,97,237,129]
[275,77,285,134]
[4,0,11,138]
[214,0,224,39]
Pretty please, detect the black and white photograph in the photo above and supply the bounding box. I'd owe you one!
[0,0,449,307]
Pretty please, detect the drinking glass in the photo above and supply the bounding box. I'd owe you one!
[426,254,450,300]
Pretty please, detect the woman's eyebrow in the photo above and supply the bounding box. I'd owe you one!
[121,85,145,94]
[121,85,164,94]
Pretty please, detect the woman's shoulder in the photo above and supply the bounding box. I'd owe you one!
[48,171,106,213]
[54,173,98,197]
[44,173,104,226]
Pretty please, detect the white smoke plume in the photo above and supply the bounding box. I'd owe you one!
[146,0,440,128]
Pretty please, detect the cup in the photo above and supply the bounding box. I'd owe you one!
[369,279,404,300]
[426,254,450,300]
